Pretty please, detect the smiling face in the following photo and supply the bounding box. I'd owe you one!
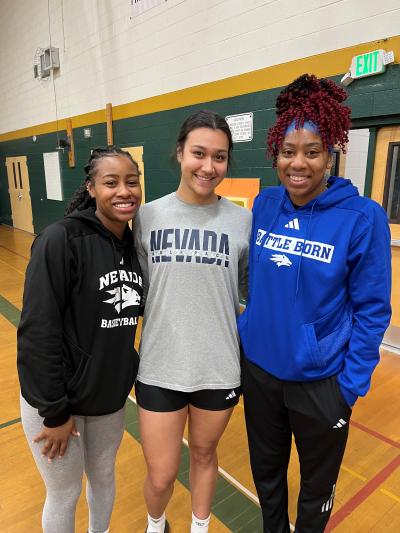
[277,128,333,206]
[87,154,142,239]
[176,127,229,205]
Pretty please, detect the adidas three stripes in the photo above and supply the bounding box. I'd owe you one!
[242,355,351,533]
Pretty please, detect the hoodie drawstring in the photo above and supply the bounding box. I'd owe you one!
[111,230,138,313]
[110,236,123,314]
[256,197,285,262]
[294,200,316,303]
[127,239,137,293]
[254,194,318,303]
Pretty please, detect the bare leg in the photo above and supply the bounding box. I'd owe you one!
[138,405,188,518]
[188,405,234,520]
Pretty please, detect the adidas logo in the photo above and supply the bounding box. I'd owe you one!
[322,484,336,512]
[226,390,236,400]
[285,218,300,230]
[333,419,347,429]
[120,258,124,265]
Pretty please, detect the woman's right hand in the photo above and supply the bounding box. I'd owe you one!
[33,416,80,462]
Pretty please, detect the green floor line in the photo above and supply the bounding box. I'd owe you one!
[0,294,21,327]
[0,417,21,430]
[1,290,262,532]
[125,400,263,533]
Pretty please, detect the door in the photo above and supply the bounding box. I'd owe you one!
[5,156,34,233]
[371,125,400,349]
[383,142,400,223]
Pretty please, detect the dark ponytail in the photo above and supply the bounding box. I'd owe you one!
[64,146,141,217]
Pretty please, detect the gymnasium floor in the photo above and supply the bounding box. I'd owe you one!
[1,223,400,533]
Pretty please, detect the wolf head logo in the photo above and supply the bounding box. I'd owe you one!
[103,285,141,314]
[270,254,292,267]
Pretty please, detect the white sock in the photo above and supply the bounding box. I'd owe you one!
[147,512,166,533]
[191,512,211,533]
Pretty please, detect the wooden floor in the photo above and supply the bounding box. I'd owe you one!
[1,224,400,532]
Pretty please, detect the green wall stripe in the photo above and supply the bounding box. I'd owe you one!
[125,400,263,532]
[1,290,262,531]
[2,64,400,234]
[0,417,21,430]
[0,294,21,327]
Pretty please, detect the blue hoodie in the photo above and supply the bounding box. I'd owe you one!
[238,177,392,407]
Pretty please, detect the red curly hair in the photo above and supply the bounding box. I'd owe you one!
[266,74,352,168]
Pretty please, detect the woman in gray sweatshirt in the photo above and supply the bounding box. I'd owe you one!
[133,110,252,533]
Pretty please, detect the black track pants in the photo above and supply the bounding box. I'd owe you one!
[241,356,352,533]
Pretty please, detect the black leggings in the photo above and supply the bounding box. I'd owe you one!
[242,355,351,533]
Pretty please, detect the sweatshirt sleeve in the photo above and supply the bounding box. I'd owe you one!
[337,206,392,407]
[132,211,149,305]
[17,224,77,428]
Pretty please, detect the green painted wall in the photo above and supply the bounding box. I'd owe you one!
[0,123,108,233]
[1,65,400,233]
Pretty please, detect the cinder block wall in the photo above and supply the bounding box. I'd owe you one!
[1,0,400,134]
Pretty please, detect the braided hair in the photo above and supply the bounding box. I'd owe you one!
[64,146,141,216]
[266,74,352,168]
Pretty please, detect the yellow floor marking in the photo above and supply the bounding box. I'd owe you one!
[380,488,400,503]
[0,258,25,275]
[340,464,367,481]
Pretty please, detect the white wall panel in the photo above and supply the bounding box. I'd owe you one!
[0,0,400,134]
[344,129,370,196]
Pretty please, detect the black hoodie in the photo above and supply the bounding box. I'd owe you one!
[17,208,142,428]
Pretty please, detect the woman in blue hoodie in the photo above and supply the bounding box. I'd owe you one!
[238,74,392,532]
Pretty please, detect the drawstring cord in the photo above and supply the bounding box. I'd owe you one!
[294,200,316,303]
[256,197,285,262]
[254,193,317,304]
[111,228,138,314]
[110,236,123,314]
[127,236,136,292]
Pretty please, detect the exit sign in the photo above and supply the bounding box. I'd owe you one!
[350,49,394,79]
[342,49,395,86]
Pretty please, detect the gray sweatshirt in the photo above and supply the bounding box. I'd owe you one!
[133,193,252,392]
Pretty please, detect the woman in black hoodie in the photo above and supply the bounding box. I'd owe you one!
[17,146,143,533]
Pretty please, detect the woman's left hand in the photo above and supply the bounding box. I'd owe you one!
[33,416,80,462]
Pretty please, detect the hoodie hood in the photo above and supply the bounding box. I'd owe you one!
[280,176,360,212]
[66,207,131,246]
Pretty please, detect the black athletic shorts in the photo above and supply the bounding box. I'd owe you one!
[135,380,241,412]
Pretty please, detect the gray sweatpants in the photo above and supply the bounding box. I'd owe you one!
[20,395,126,533]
